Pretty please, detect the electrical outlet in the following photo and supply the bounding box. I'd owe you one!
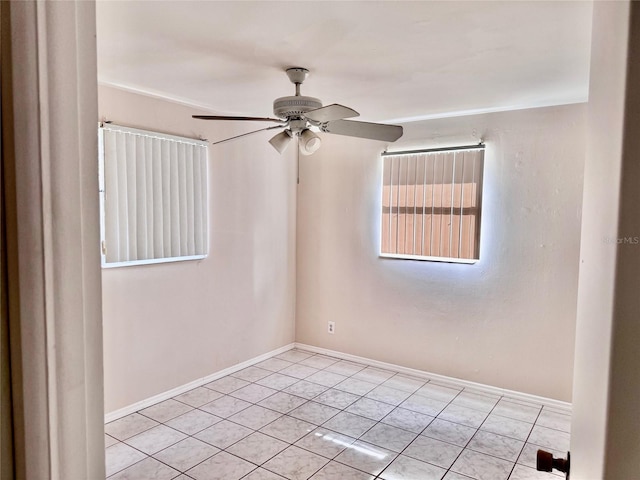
[328,321,335,334]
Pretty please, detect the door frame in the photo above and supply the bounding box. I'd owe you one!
[2,1,105,478]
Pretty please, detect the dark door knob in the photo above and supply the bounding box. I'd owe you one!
[537,449,570,478]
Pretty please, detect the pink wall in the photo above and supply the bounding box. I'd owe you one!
[99,86,297,412]
[296,104,586,401]
[99,87,586,411]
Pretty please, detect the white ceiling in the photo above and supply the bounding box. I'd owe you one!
[96,1,593,123]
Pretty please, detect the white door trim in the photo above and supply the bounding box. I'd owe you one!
[6,2,104,478]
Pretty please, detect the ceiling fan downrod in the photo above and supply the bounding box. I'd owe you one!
[285,67,309,97]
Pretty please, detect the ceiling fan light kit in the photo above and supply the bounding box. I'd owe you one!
[299,129,321,156]
[192,67,403,154]
[268,130,293,154]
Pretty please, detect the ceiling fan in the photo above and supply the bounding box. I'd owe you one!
[192,67,403,155]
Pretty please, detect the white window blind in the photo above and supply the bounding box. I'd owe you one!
[381,146,484,263]
[99,123,209,267]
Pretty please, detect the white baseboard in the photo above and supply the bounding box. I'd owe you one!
[295,343,572,413]
[106,340,571,424]
[104,343,295,423]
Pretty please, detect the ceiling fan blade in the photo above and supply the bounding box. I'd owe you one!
[322,119,403,142]
[304,104,359,122]
[193,115,285,123]
[212,125,285,145]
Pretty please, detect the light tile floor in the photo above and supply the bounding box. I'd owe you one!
[105,348,571,480]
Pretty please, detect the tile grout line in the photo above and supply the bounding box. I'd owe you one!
[267,351,562,479]
[106,348,569,480]
[194,350,407,478]
[222,353,465,478]
[376,384,497,479]
[113,351,485,478]
[216,350,379,479]
[114,350,367,479]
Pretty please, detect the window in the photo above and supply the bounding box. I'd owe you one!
[380,145,484,263]
[98,123,209,267]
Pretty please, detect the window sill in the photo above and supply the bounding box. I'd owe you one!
[379,253,477,264]
[101,254,207,269]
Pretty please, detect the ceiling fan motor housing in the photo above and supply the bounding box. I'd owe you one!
[273,96,322,119]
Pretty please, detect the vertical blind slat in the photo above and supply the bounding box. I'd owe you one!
[420,154,427,257]
[200,147,208,254]
[415,155,425,257]
[390,156,395,253]
[135,135,147,260]
[186,146,195,256]
[402,156,408,253]
[100,126,209,265]
[388,156,394,254]
[381,156,391,254]
[104,131,119,262]
[169,141,180,257]
[116,133,129,261]
[162,141,171,258]
[144,136,154,258]
[411,155,419,255]
[152,138,163,258]
[470,152,477,257]
[449,152,456,258]
[178,144,188,256]
[438,153,445,257]
[126,134,137,260]
[458,152,466,259]
[193,148,203,255]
